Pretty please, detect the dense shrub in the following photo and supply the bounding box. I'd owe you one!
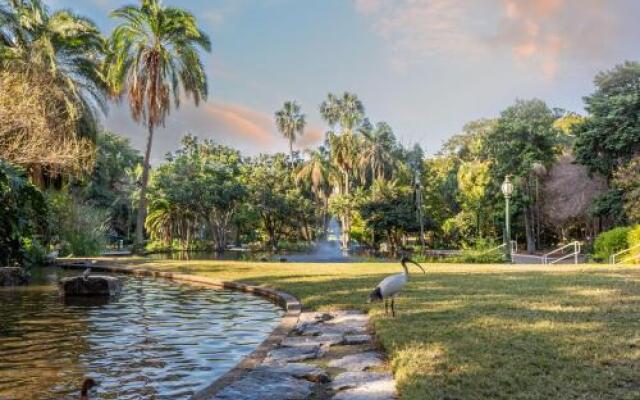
[592,226,631,262]
[626,225,640,263]
[47,191,108,257]
[0,161,48,267]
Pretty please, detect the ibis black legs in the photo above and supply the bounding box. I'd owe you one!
[383,297,396,317]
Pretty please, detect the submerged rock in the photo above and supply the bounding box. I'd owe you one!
[59,275,121,297]
[0,267,30,286]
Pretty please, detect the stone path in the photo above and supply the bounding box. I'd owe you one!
[211,310,396,400]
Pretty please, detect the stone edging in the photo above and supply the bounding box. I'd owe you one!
[56,260,301,400]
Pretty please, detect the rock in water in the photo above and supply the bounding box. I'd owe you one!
[59,275,121,297]
[0,267,30,286]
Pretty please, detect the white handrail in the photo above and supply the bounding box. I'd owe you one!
[610,243,640,264]
[619,253,640,264]
[481,240,517,256]
[543,241,581,264]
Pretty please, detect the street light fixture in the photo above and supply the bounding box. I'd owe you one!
[501,175,514,263]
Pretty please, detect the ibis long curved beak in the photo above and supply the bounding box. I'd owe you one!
[408,258,426,274]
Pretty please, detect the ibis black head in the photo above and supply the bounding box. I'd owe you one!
[401,256,426,274]
[367,287,383,303]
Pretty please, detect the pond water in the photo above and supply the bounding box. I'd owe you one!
[0,267,283,400]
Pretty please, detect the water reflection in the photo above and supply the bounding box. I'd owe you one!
[0,267,282,400]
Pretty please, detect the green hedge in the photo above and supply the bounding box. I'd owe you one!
[626,225,640,263]
[592,226,631,262]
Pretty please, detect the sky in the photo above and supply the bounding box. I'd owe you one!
[49,0,640,163]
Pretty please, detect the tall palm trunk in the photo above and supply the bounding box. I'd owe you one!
[342,170,351,248]
[289,140,294,161]
[135,124,154,250]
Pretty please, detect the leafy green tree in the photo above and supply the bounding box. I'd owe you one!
[0,161,47,267]
[573,62,640,225]
[484,99,559,252]
[457,160,492,238]
[359,179,417,253]
[79,131,142,240]
[106,0,211,249]
[613,155,640,224]
[574,62,640,177]
[275,101,306,160]
[149,136,245,251]
[244,153,298,250]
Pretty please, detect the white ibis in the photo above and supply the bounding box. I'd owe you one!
[368,256,425,317]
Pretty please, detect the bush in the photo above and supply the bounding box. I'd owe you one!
[47,191,108,257]
[21,237,49,266]
[0,161,48,268]
[626,225,640,263]
[592,226,631,262]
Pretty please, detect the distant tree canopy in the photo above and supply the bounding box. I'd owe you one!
[573,61,640,225]
[574,61,640,177]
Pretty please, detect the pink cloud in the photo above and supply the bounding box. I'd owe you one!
[296,127,324,149]
[202,102,276,146]
[353,0,619,79]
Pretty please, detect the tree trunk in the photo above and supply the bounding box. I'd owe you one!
[342,171,351,249]
[524,205,536,254]
[289,140,294,162]
[135,124,154,252]
[322,197,328,240]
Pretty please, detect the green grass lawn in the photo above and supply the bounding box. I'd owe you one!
[109,259,640,399]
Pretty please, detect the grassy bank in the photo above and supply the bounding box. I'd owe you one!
[106,259,640,399]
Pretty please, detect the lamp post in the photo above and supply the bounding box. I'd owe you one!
[501,175,514,263]
[415,173,425,250]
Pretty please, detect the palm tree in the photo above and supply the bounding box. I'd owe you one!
[0,0,104,93]
[320,92,365,247]
[275,101,306,160]
[0,0,106,181]
[358,121,396,182]
[106,0,211,250]
[296,148,333,238]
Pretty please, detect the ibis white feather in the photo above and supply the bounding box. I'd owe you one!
[367,257,425,317]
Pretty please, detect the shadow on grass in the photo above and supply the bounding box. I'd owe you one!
[133,260,640,399]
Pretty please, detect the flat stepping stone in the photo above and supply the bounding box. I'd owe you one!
[330,371,395,392]
[265,344,326,363]
[299,323,367,337]
[328,311,368,325]
[212,369,314,400]
[257,363,330,383]
[332,385,396,400]
[343,334,371,345]
[281,334,343,347]
[328,352,383,371]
